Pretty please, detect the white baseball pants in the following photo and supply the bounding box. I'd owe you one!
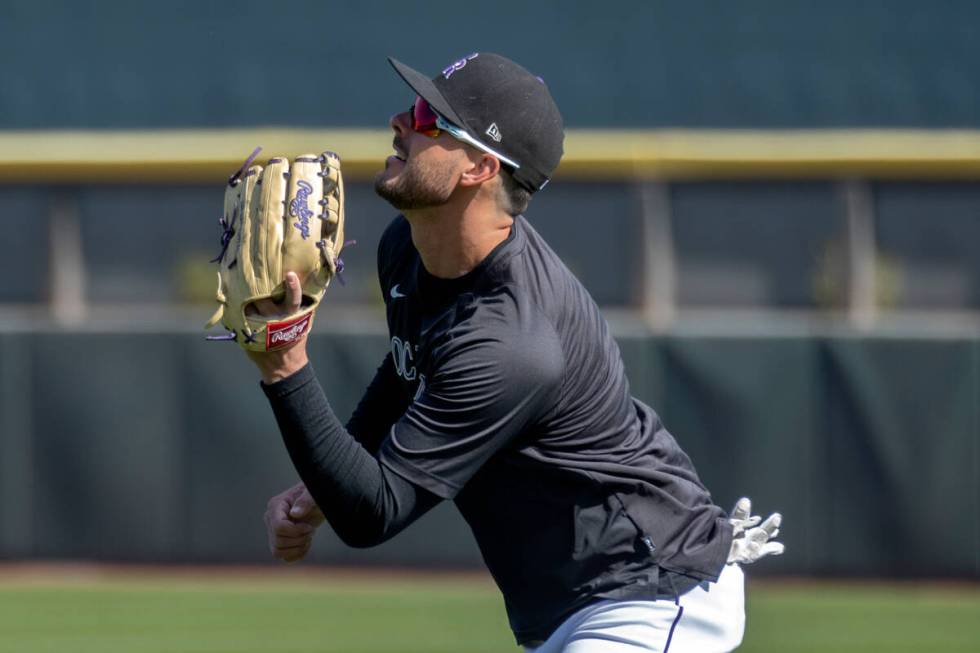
[524,564,745,653]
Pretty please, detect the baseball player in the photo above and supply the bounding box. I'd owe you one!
[250,53,783,652]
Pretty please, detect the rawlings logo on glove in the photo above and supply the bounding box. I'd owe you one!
[205,148,347,352]
[267,313,314,349]
[290,180,316,239]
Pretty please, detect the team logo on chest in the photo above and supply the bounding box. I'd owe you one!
[391,336,418,381]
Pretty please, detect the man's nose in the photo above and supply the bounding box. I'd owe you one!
[389,110,410,133]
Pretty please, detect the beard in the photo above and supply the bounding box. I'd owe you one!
[374,157,457,210]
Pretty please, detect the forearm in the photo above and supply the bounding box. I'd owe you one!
[261,363,438,547]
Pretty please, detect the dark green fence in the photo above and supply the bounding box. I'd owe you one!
[1,330,976,577]
[4,1,980,129]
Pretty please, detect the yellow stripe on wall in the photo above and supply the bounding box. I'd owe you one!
[3,128,980,183]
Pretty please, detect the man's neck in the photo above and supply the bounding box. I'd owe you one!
[404,200,513,280]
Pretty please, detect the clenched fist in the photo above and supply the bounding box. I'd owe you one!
[264,482,325,563]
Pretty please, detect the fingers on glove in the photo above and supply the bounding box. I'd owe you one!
[748,514,784,555]
[761,542,785,557]
[281,154,324,278]
[731,497,752,522]
[254,157,289,286]
[745,514,781,544]
[759,512,782,537]
[205,271,226,329]
[319,151,341,194]
[319,151,344,253]
[729,497,760,536]
[737,515,761,531]
[239,165,264,289]
[729,510,785,565]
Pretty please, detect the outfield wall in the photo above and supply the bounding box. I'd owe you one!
[0,331,976,578]
[4,1,980,130]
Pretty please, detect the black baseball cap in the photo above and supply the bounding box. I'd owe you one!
[388,52,564,193]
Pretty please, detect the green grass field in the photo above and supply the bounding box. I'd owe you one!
[0,568,977,652]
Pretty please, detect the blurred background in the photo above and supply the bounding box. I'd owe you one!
[0,1,978,651]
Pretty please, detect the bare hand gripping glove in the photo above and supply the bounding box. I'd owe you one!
[205,148,345,351]
[727,496,785,565]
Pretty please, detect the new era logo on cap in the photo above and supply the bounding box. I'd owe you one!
[485,123,502,142]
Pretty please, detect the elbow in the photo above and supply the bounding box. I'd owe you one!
[331,518,393,549]
[306,489,395,549]
[335,529,384,549]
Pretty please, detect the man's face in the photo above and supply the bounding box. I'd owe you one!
[374,110,462,210]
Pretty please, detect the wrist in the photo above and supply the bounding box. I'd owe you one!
[249,344,310,385]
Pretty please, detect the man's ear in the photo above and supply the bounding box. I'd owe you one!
[459,153,501,188]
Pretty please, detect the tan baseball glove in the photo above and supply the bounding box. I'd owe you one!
[205,148,345,351]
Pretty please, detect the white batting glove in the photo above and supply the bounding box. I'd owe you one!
[727,497,785,565]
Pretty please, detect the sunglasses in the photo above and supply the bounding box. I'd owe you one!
[409,96,520,170]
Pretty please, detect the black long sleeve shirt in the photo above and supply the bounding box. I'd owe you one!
[262,215,733,645]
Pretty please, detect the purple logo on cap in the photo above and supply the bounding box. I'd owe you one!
[442,53,478,80]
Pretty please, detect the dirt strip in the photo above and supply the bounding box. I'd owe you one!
[0,561,498,590]
[0,562,977,595]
